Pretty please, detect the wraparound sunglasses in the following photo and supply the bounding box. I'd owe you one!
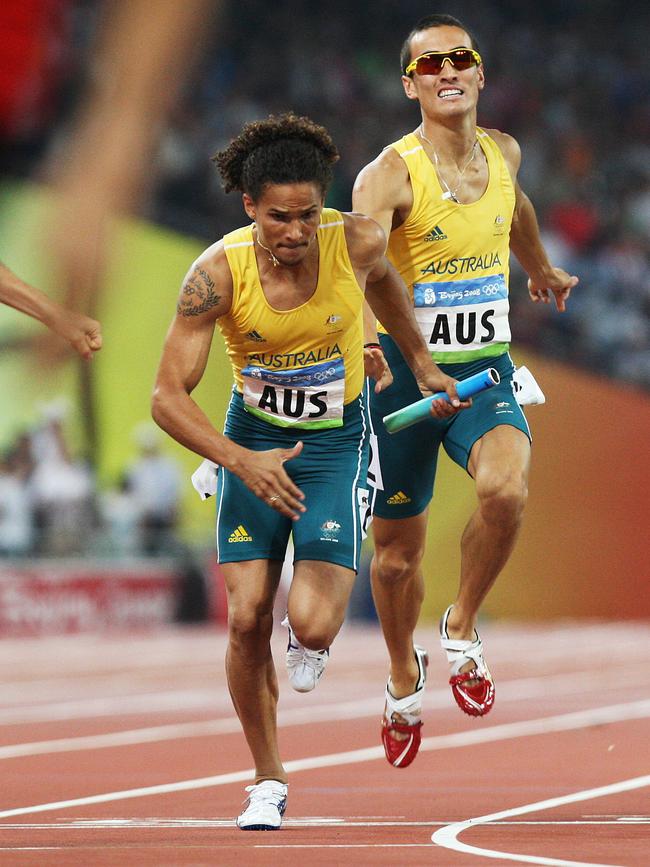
[405,48,482,77]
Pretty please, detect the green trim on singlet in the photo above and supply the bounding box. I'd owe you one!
[430,342,510,364]
[244,404,344,429]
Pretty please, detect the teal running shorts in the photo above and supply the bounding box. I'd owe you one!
[216,389,370,571]
[370,336,531,519]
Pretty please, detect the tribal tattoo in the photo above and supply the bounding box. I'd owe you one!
[177,267,221,316]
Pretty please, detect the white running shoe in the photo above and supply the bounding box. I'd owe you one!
[236,780,288,831]
[282,617,329,693]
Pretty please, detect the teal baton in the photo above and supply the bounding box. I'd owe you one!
[383,367,500,434]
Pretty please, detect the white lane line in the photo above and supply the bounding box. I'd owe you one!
[0,845,438,852]
[431,774,650,867]
[0,690,225,725]
[3,666,650,757]
[3,625,647,687]
[417,698,650,753]
[0,668,220,703]
[0,699,649,821]
[253,844,436,849]
[3,650,650,726]
[0,852,433,864]
[0,819,647,830]
[0,719,240,760]
[0,819,458,831]
[0,695,410,757]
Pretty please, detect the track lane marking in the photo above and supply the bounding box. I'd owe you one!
[0,690,225,725]
[3,668,650,757]
[3,635,650,725]
[1,818,648,830]
[0,699,649,820]
[431,774,650,866]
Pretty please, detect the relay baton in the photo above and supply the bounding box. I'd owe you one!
[383,367,500,434]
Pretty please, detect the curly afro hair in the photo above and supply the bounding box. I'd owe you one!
[212,113,339,201]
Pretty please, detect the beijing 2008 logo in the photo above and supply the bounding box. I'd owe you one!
[423,286,436,305]
[320,519,341,542]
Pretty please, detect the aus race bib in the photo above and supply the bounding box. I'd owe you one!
[413,274,511,362]
[241,357,345,429]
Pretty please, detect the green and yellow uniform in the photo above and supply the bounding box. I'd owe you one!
[372,131,531,518]
[216,209,370,568]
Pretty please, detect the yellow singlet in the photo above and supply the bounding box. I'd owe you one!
[219,208,364,429]
[381,128,516,363]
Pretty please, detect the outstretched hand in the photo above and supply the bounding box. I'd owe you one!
[236,440,306,520]
[364,345,393,393]
[31,307,103,366]
[52,308,103,360]
[528,268,578,312]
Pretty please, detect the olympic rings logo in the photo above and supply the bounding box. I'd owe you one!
[312,367,337,382]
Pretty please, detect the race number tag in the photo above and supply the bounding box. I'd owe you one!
[413,274,511,355]
[241,357,345,429]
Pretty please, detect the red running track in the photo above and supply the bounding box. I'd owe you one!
[1,620,649,866]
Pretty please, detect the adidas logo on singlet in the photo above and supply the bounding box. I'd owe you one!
[228,525,253,542]
[386,491,412,505]
[424,225,448,242]
[246,330,266,342]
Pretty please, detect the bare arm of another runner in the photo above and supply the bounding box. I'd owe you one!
[344,214,467,417]
[362,296,392,392]
[490,130,579,312]
[0,260,102,359]
[365,257,468,415]
[151,249,305,519]
[41,0,219,345]
[352,149,412,394]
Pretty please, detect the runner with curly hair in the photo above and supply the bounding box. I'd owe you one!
[152,112,466,828]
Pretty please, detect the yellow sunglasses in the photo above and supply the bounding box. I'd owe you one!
[405,47,482,77]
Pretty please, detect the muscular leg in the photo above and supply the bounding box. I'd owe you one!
[370,511,429,698]
[446,425,531,658]
[222,559,284,784]
[287,560,356,650]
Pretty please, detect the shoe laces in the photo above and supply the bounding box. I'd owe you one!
[284,620,328,668]
[385,688,422,725]
[244,783,286,810]
[288,644,328,665]
[303,647,329,666]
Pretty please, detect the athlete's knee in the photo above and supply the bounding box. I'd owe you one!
[289,598,347,650]
[227,601,274,647]
[373,537,425,587]
[476,469,528,526]
[291,611,341,651]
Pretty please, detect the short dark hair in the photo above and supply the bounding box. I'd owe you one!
[212,113,339,201]
[400,13,480,74]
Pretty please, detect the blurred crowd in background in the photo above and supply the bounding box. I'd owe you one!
[2,0,649,390]
[0,401,183,559]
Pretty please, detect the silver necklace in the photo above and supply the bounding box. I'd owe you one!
[418,124,478,203]
[254,227,279,267]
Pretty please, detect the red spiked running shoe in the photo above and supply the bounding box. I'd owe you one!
[381,645,428,768]
[439,605,495,717]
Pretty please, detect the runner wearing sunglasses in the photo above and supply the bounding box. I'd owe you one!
[152,112,465,829]
[353,13,578,768]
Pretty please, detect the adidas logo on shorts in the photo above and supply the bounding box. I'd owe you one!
[386,491,412,505]
[228,525,252,542]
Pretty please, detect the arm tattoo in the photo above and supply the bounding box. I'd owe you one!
[177,267,221,316]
